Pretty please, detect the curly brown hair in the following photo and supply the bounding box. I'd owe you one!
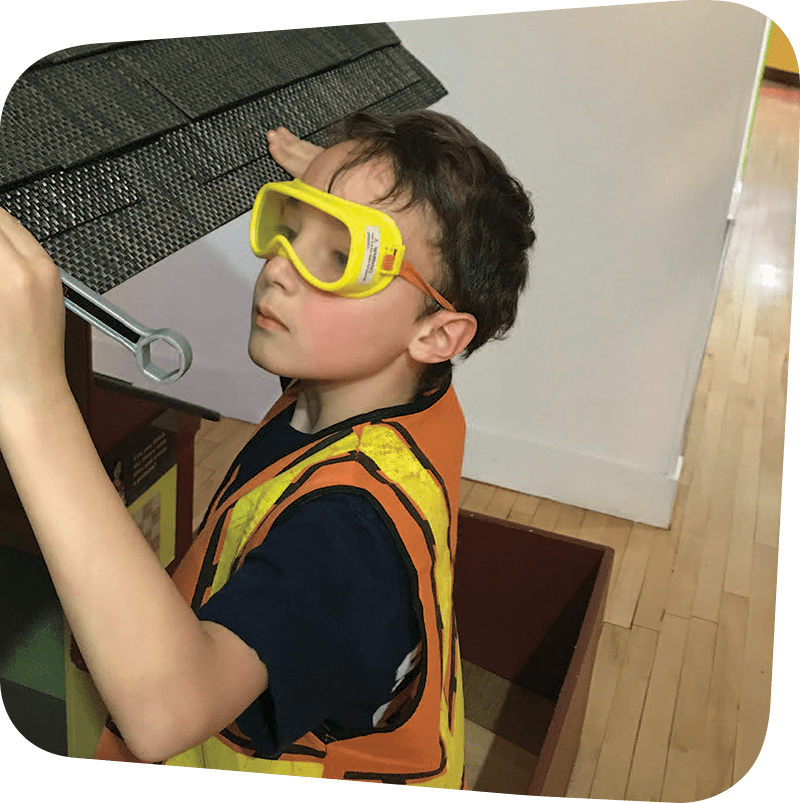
[327,110,536,392]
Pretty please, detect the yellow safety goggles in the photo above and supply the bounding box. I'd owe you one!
[250,179,455,311]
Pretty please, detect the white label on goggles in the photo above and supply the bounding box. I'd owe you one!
[358,226,381,285]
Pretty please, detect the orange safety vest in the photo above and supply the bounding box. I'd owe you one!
[94,381,466,788]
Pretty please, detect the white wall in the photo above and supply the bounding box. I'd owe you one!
[94,2,767,527]
[92,217,282,423]
[392,2,768,527]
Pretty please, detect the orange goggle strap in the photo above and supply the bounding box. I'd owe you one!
[398,261,456,313]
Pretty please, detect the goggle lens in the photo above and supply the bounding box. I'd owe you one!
[258,190,352,285]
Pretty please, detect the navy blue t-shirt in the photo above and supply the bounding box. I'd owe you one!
[196,403,420,757]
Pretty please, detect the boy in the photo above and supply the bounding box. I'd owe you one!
[0,110,535,787]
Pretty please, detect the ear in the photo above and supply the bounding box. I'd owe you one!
[408,310,478,365]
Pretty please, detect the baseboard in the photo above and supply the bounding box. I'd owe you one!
[462,427,681,529]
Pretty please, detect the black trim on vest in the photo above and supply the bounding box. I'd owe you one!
[197,457,243,535]
[276,742,328,759]
[349,451,445,640]
[218,727,327,760]
[448,616,459,733]
[342,737,448,783]
[191,510,231,612]
[279,428,356,475]
[218,726,254,750]
[270,454,358,513]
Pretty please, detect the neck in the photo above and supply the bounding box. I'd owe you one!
[289,357,421,435]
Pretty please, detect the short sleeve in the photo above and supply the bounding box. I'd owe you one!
[197,491,419,756]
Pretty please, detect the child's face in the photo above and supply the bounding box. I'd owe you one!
[248,142,439,387]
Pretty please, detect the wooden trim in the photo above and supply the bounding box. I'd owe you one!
[763,66,800,87]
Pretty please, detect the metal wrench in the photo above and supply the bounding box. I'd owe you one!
[60,269,193,385]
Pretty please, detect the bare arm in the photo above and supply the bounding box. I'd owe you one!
[0,209,268,763]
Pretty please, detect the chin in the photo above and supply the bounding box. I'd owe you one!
[247,339,272,372]
[248,342,292,379]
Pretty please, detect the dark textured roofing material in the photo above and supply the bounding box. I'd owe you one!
[0,25,446,293]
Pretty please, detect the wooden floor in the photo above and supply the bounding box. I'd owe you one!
[190,79,796,800]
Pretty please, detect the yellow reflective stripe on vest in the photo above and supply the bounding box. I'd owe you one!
[417,648,464,788]
[358,424,453,670]
[166,739,325,777]
[207,432,360,599]
[359,425,463,788]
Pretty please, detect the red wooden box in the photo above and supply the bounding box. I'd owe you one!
[454,510,613,796]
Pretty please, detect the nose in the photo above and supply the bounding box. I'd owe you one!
[258,248,299,294]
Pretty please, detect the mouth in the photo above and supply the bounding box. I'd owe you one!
[254,303,288,332]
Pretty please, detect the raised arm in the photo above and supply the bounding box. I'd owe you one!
[0,209,268,763]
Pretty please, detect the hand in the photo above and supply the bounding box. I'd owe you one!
[0,208,68,412]
[266,127,324,178]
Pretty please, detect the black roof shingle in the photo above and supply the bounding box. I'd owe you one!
[0,24,446,293]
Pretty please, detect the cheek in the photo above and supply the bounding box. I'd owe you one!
[303,295,416,369]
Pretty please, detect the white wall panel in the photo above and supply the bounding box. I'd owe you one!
[392,3,767,526]
[93,3,767,526]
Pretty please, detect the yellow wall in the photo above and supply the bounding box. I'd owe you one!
[766,22,798,74]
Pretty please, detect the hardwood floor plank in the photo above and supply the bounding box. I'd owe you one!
[661,616,718,802]
[484,486,519,520]
[566,623,632,799]
[755,390,785,549]
[626,614,691,801]
[196,421,257,475]
[589,625,659,801]
[744,334,770,427]
[633,523,680,631]
[730,280,760,385]
[200,416,251,446]
[507,492,541,526]
[694,592,749,800]
[193,435,219,466]
[461,481,497,515]
[733,544,778,785]
[681,390,727,524]
[605,523,657,629]
[707,305,740,395]
[530,497,563,531]
[555,504,586,537]
[665,516,706,620]
[723,422,762,597]
[579,511,633,596]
